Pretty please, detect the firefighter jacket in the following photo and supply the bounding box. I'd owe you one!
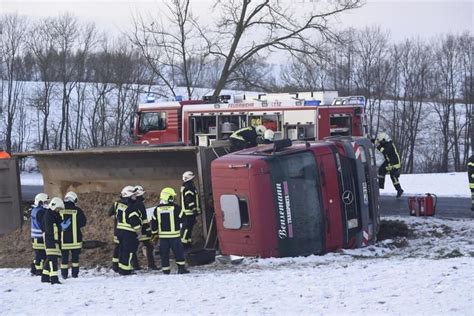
[180,181,200,217]
[377,141,401,169]
[116,199,142,234]
[108,198,129,242]
[134,197,152,241]
[60,201,87,250]
[230,126,258,147]
[151,202,182,239]
[41,208,62,256]
[31,205,46,249]
[468,155,474,188]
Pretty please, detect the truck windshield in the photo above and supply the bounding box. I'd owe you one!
[139,112,167,133]
[266,151,324,256]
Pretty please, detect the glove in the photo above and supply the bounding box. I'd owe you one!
[60,218,72,231]
[151,234,159,242]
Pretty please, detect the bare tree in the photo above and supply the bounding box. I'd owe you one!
[130,0,206,99]
[0,13,28,154]
[198,0,361,98]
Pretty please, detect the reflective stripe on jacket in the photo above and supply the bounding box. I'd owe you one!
[151,203,181,238]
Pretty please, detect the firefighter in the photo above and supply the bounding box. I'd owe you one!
[229,125,266,151]
[468,155,474,211]
[116,186,142,275]
[108,186,133,273]
[180,171,201,249]
[151,187,190,274]
[30,193,49,276]
[131,185,158,270]
[374,132,404,198]
[41,197,70,284]
[60,191,87,279]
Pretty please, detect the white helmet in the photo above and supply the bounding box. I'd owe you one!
[64,191,78,203]
[49,197,65,211]
[377,132,391,143]
[134,185,145,196]
[121,185,136,198]
[264,129,275,141]
[34,193,49,206]
[255,125,266,136]
[182,171,195,182]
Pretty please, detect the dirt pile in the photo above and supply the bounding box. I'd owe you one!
[0,192,204,268]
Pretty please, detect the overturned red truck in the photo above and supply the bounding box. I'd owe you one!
[211,137,380,258]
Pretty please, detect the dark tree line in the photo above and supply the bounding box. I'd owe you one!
[0,1,472,173]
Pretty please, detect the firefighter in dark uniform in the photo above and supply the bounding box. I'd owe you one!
[151,187,190,274]
[131,185,158,270]
[108,186,133,273]
[229,125,266,151]
[60,191,87,279]
[30,193,49,276]
[41,197,70,284]
[468,155,474,211]
[180,171,200,249]
[374,132,404,198]
[116,186,142,275]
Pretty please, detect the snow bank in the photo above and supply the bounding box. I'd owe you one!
[1,216,473,315]
[379,172,470,198]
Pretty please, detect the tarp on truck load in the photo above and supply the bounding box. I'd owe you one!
[0,158,22,234]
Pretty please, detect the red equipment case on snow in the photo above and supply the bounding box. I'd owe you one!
[408,193,437,216]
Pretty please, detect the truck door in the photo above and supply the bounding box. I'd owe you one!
[136,109,180,144]
[0,158,22,235]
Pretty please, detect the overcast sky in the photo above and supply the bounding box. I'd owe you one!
[2,0,472,42]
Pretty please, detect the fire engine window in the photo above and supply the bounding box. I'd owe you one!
[286,125,315,141]
[248,114,280,132]
[139,112,167,133]
[329,116,352,136]
[220,195,249,229]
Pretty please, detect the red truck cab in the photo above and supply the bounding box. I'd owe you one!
[211,137,379,258]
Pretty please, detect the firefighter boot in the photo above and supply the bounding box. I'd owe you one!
[41,274,50,283]
[61,268,68,279]
[30,262,37,276]
[50,276,61,285]
[72,266,79,278]
[178,265,190,274]
[395,184,404,198]
[112,262,119,273]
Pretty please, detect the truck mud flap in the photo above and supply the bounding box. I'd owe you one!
[0,158,22,234]
[185,248,216,266]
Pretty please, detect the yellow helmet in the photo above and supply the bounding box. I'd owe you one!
[160,187,176,202]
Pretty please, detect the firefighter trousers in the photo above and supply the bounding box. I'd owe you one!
[159,238,186,272]
[33,249,46,275]
[180,214,196,246]
[61,249,81,278]
[117,230,138,274]
[132,240,157,269]
[378,161,402,191]
[112,235,120,269]
[42,255,60,284]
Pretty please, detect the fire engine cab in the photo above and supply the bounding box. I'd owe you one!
[131,92,366,146]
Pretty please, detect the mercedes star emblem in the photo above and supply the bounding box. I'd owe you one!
[342,190,354,205]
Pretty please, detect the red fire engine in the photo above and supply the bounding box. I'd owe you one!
[211,137,380,258]
[131,92,366,146]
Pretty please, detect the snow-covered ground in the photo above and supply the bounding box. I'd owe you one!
[1,216,473,315]
[379,172,470,198]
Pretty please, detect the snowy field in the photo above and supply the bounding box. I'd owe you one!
[20,171,471,198]
[1,216,473,315]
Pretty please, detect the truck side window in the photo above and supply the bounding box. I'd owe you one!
[220,194,249,229]
[139,112,167,133]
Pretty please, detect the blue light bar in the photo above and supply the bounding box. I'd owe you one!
[304,100,321,106]
[146,96,155,103]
